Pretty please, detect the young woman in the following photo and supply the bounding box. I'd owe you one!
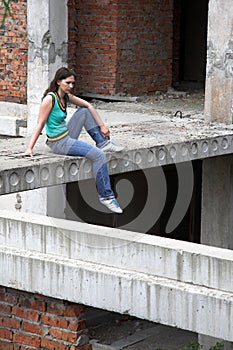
[20,67,124,213]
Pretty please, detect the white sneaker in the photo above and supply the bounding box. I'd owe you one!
[99,141,124,153]
[99,197,123,214]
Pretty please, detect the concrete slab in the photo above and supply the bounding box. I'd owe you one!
[1,110,233,195]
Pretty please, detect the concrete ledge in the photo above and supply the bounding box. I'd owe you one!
[0,210,233,294]
[1,127,233,195]
[0,244,233,341]
[0,102,27,136]
[0,101,27,119]
[0,116,27,136]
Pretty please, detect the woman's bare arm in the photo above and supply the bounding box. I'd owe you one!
[19,95,53,156]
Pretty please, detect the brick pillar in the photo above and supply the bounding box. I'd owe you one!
[0,286,92,350]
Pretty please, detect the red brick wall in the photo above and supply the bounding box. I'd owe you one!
[0,286,92,350]
[116,1,174,95]
[68,0,174,96]
[68,0,118,95]
[0,0,174,103]
[0,0,28,104]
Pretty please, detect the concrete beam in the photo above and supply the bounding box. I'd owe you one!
[1,210,233,293]
[0,240,233,342]
[0,211,233,341]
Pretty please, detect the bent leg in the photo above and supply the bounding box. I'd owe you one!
[67,107,108,147]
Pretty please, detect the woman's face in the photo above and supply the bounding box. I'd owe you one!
[57,75,75,94]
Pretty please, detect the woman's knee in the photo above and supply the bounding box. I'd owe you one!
[92,148,107,163]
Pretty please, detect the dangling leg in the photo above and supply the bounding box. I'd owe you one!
[48,135,122,213]
[68,138,123,213]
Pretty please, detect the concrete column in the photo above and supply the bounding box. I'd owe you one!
[202,0,233,344]
[25,0,68,216]
[201,155,233,249]
[204,0,233,123]
[27,0,68,134]
[200,155,233,349]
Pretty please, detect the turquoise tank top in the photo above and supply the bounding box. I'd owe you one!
[45,92,68,137]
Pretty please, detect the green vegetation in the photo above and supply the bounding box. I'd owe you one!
[1,0,13,26]
[178,340,224,350]
[209,342,225,350]
[179,341,202,350]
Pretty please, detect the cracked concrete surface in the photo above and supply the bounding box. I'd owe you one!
[91,88,205,117]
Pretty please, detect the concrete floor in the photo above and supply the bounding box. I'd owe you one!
[87,308,197,350]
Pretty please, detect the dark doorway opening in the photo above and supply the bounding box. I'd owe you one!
[66,160,202,244]
[172,0,209,88]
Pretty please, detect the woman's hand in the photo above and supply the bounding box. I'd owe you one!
[16,148,34,157]
[68,95,110,139]
[100,125,110,139]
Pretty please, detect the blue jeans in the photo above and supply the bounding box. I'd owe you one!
[46,108,114,199]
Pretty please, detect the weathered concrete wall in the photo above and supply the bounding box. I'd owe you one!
[204,0,233,123]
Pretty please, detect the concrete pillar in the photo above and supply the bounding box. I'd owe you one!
[200,155,233,348]
[201,0,233,342]
[204,0,233,123]
[203,4,233,345]
[23,0,68,217]
[201,155,233,249]
[27,0,68,134]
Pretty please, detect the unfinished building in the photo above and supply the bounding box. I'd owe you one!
[1,0,233,349]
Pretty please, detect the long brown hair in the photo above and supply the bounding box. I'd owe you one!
[43,67,77,99]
